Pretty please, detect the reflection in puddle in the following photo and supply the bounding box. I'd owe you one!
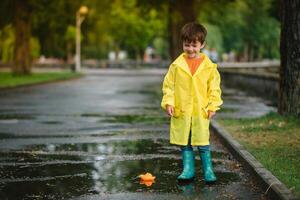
[0,114,35,120]
[18,139,172,155]
[0,135,262,199]
[40,121,63,125]
[81,113,168,124]
[90,158,240,194]
[15,139,228,160]
[0,157,243,199]
[0,135,249,199]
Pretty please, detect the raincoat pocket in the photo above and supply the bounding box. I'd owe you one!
[173,107,183,118]
[201,107,209,119]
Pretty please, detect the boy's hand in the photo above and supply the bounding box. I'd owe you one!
[166,105,174,117]
[208,110,216,119]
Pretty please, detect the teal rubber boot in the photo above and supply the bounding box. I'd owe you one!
[198,146,217,183]
[177,147,195,181]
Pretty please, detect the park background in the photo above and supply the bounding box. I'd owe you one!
[0,0,280,65]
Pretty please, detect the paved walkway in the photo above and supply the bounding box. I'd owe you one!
[0,69,271,199]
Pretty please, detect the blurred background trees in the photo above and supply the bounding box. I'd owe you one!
[0,0,280,65]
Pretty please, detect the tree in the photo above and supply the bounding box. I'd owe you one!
[279,0,300,116]
[139,0,243,60]
[64,25,76,63]
[0,25,15,63]
[0,0,33,74]
[102,0,164,60]
[13,0,32,74]
[198,0,280,61]
[32,0,83,58]
[168,0,197,59]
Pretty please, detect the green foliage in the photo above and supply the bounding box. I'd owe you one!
[198,0,280,60]
[0,72,82,88]
[0,0,280,60]
[74,0,166,59]
[0,24,14,62]
[256,17,280,59]
[0,24,40,62]
[30,37,40,59]
[241,0,280,59]
[64,25,76,42]
[0,0,13,28]
[202,23,224,54]
[31,0,83,58]
[153,37,169,59]
[107,0,165,59]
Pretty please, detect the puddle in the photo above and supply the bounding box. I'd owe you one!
[0,119,19,124]
[1,139,228,160]
[40,121,63,125]
[0,113,36,124]
[0,151,82,163]
[81,113,168,125]
[0,135,253,200]
[0,132,15,139]
[0,114,35,120]
[0,157,247,199]
[122,106,160,110]
[3,139,172,155]
[0,174,92,200]
[81,113,106,117]
[101,115,167,124]
[88,158,241,193]
[0,130,126,140]
[120,87,162,100]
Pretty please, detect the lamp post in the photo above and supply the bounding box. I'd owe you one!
[75,6,88,72]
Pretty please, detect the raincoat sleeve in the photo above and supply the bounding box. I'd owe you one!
[207,65,223,112]
[161,64,176,110]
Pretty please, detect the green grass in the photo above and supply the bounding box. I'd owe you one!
[0,72,82,88]
[218,112,300,197]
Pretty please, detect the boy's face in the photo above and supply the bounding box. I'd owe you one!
[183,40,205,59]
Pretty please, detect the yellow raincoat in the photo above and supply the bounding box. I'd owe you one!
[161,53,223,146]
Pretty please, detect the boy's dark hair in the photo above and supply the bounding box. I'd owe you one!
[181,22,207,43]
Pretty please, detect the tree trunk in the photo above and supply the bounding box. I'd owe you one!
[279,0,300,116]
[114,45,120,61]
[243,43,249,62]
[66,41,73,64]
[13,0,32,75]
[168,0,196,60]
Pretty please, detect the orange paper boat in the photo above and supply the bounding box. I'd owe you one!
[139,173,156,181]
[140,179,154,186]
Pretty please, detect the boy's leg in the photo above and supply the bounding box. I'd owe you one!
[177,132,195,180]
[197,145,217,183]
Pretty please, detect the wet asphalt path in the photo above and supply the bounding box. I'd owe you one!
[0,69,270,199]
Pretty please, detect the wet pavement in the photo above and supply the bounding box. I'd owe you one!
[0,69,273,199]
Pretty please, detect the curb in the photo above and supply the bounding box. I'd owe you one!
[210,120,299,200]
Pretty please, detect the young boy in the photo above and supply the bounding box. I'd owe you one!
[161,22,223,183]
